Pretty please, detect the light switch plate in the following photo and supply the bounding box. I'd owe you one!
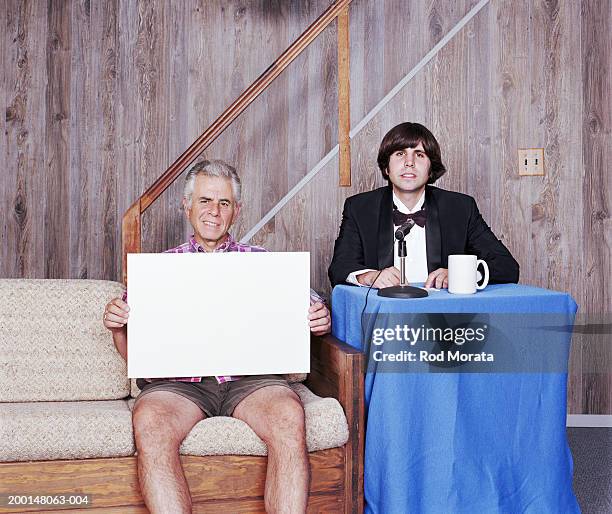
[518,148,545,176]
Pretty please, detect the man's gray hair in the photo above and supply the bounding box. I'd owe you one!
[183,159,242,207]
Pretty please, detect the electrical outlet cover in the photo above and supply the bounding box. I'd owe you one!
[518,148,545,176]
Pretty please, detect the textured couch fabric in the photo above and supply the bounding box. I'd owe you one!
[0,279,348,463]
[0,384,348,462]
[0,400,135,462]
[0,279,129,402]
[178,384,348,457]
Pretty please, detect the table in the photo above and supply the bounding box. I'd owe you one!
[331,284,580,514]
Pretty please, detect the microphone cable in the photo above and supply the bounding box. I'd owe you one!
[360,269,383,360]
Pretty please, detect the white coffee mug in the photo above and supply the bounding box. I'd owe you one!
[448,255,489,294]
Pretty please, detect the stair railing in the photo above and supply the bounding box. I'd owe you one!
[122,0,353,283]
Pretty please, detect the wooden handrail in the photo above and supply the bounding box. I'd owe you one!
[122,0,352,283]
[338,7,351,187]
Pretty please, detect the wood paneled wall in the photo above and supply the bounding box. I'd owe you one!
[1,0,610,414]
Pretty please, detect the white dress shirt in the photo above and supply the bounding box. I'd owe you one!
[347,191,429,286]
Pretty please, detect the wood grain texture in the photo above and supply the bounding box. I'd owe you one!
[581,0,611,415]
[15,493,344,514]
[121,200,141,283]
[3,0,22,278]
[0,0,610,412]
[0,450,345,513]
[533,0,584,414]
[0,1,6,277]
[98,0,119,280]
[338,7,351,186]
[136,0,170,259]
[304,334,365,514]
[465,0,491,222]
[138,0,350,211]
[68,0,91,280]
[4,0,47,279]
[44,0,71,279]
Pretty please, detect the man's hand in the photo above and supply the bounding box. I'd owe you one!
[425,268,448,289]
[357,267,401,288]
[103,297,130,331]
[308,302,331,335]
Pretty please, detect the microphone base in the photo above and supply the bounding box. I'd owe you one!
[377,285,429,299]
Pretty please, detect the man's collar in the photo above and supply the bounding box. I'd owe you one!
[215,234,235,252]
[189,233,235,253]
[392,190,425,214]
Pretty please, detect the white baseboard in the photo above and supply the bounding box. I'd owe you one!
[566,415,612,427]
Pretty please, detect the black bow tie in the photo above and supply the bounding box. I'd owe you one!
[392,207,427,228]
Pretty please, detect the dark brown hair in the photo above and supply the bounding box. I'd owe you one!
[377,122,447,183]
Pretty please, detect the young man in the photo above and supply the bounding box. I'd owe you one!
[328,122,519,288]
[103,160,331,514]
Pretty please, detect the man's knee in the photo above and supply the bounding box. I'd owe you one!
[132,399,188,452]
[259,395,306,448]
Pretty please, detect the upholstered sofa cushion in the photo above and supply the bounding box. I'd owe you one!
[0,278,349,463]
[0,400,135,462]
[177,383,349,456]
[0,279,129,402]
[1,385,348,462]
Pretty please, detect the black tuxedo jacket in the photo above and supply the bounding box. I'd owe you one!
[328,185,519,287]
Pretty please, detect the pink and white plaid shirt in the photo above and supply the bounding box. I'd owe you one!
[130,234,324,385]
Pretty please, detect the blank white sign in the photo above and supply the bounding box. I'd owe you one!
[127,252,310,378]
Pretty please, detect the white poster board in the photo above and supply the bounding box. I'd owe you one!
[127,252,310,378]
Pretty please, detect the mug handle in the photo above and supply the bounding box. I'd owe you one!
[476,260,489,289]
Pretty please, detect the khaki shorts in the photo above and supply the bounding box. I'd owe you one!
[135,375,292,417]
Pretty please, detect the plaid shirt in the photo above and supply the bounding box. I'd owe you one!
[132,234,324,384]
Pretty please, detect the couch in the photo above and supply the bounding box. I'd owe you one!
[0,279,363,513]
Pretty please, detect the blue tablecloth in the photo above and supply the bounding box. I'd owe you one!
[331,284,580,514]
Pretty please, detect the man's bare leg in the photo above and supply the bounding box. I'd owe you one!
[233,385,309,514]
[132,391,205,514]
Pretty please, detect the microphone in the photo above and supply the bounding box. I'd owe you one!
[395,219,415,240]
[378,217,428,298]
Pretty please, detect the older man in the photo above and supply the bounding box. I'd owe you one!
[103,160,331,514]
